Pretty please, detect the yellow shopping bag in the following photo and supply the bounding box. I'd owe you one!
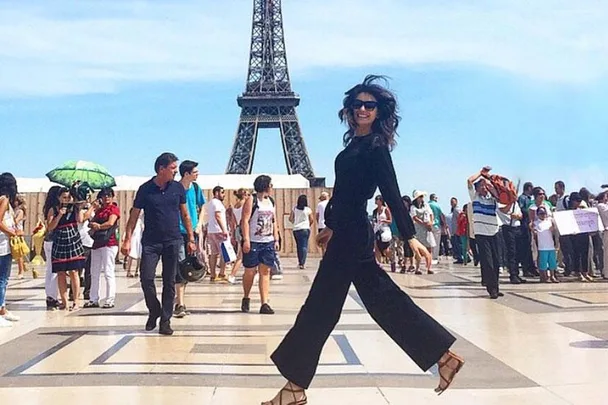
[10,236,30,260]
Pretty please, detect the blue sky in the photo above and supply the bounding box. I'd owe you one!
[1,0,607,211]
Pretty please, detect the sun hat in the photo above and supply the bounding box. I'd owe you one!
[412,190,427,200]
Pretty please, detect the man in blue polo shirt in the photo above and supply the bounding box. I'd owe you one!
[121,153,196,335]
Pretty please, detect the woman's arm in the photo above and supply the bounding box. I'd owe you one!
[93,214,118,230]
[82,204,96,222]
[77,206,85,224]
[288,208,295,225]
[14,208,24,224]
[47,207,64,232]
[372,146,415,240]
[308,208,314,227]
[384,207,392,224]
[226,207,236,235]
[528,208,537,229]
[0,198,18,237]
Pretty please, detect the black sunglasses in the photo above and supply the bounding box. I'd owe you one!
[351,100,378,111]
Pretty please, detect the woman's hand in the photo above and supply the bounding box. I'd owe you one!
[58,207,68,216]
[90,222,101,231]
[316,228,333,247]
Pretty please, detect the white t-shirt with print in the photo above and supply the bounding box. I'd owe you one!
[535,218,555,251]
[249,197,275,243]
[207,198,227,234]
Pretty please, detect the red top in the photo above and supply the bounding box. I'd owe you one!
[92,204,120,249]
[456,212,468,237]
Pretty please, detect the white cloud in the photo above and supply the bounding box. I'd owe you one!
[1,0,607,97]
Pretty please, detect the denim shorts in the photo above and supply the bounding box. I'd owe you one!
[243,241,276,269]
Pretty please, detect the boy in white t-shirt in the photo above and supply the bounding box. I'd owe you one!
[533,207,559,283]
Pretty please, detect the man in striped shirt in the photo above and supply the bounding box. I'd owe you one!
[467,168,503,299]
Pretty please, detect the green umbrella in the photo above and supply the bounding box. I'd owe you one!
[46,160,116,189]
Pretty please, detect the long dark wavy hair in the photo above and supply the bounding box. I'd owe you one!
[338,75,400,150]
[43,186,62,218]
[296,194,308,210]
[0,172,18,206]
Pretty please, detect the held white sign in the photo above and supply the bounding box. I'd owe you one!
[553,208,604,236]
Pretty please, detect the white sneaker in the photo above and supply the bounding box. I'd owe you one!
[3,311,20,322]
[271,274,283,280]
[0,317,13,327]
[432,260,439,265]
[228,275,237,284]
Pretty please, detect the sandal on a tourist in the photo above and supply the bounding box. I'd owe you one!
[435,351,465,396]
[262,382,307,405]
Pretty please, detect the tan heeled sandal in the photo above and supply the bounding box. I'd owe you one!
[435,351,465,396]
[262,383,307,405]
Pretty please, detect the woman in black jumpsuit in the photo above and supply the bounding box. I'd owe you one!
[263,76,464,405]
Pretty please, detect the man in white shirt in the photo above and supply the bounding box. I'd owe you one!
[206,186,229,282]
[316,192,330,256]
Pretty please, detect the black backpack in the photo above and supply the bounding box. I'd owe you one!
[252,194,275,214]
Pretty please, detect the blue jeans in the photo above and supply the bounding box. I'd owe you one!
[293,229,310,267]
[0,254,12,308]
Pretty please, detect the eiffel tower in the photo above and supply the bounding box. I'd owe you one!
[226,0,325,187]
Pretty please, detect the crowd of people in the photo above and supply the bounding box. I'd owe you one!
[371,169,608,299]
[0,155,336,331]
[1,164,607,327]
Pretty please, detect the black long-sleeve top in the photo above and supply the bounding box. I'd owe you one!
[324,133,416,240]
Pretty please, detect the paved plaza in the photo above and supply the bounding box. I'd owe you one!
[1,258,607,404]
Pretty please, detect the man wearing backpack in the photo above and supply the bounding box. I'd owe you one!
[240,175,278,315]
[174,160,206,318]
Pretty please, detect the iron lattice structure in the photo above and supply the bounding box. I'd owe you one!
[226,0,322,185]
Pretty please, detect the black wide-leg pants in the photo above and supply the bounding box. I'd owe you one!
[270,225,456,389]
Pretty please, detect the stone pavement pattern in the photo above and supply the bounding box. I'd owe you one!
[1,258,607,404]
